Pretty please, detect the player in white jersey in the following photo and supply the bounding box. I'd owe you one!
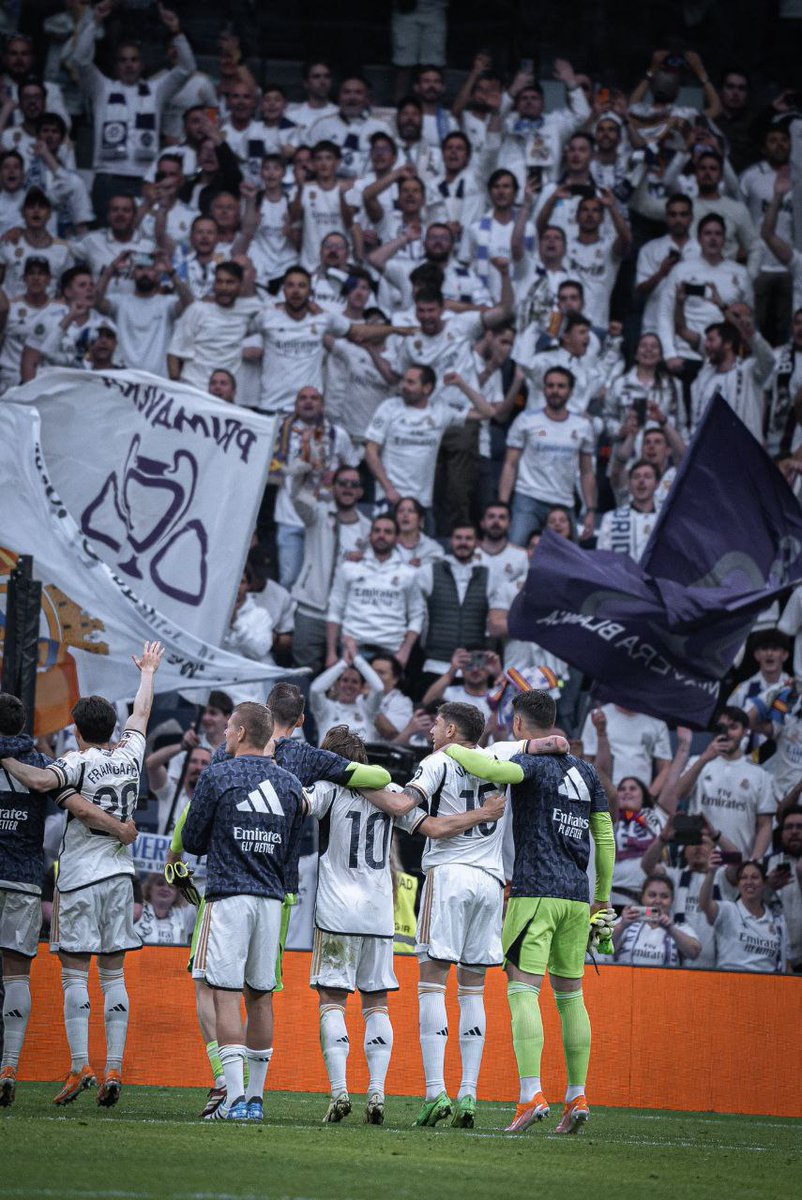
[398,701,563,1129]
[2,642,164,1107]
[305,724,505,1126]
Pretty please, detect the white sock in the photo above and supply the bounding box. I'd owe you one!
[1,976,31,1070]
[566,1084,585,1103]
[320,1005,349,1096]
[457,984,485,1100]
[61,968,90,1073]
[245,1047,273,1101]
[219,1044,246,1103]
[98,967,129,1073]
[363,1006,393,1098]
[418,982,448,1100]
[520,1076,542,1104]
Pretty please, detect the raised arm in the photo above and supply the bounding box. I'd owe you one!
[128,641,165,734]
[698,849,722,925]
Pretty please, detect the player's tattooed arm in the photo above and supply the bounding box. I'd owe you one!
[360,784,424,817]
[420,790,507,839]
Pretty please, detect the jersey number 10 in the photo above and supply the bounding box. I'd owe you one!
[345,809,392,870]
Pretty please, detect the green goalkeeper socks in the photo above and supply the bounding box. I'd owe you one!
[206,1039,224,1086]
[507,981,543,1079]
[554,990,591,1088]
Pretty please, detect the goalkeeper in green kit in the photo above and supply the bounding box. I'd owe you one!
[445,690,615,1136]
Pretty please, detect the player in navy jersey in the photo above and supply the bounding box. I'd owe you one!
[168,682,394,1120]
[0,693,140,1107]
[446,690,615,1136]
[182,700,309,1122]
[0,644,162,1108]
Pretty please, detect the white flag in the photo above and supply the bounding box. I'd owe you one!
[0,405,290,710]
[3,369,276,644]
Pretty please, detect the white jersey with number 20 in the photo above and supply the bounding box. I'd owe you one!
[51,726,144,893]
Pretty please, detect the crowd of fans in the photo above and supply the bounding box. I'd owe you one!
[2,3,802,976]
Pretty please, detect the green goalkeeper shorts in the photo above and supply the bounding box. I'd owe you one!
[188,893,296,992]
[503,896,590,980]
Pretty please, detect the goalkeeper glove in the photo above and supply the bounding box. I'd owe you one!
[164,859,201,907]
[588,907,615,956]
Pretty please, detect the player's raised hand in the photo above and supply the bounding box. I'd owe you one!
[133,641,165,673]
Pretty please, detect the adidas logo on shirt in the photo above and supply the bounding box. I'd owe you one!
[237,781,284,815]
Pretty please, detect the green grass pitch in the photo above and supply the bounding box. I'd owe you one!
[2,1086,799,1200]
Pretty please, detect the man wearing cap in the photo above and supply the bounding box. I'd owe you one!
[0,255,54,392]
[0,187,71,296]
[84,319,124,370]
[95,248,192,377]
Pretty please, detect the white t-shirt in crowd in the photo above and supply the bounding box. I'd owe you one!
[106,292,180,378]
[506,407,595,506]
[580,704,671,785]
[364,396,462,508]
[714,899,786,973]
[636,235,701,333]
[474,542,529,592]
[563,233,621,327]
[167,295,263,392]
[688,756,777,856]
[390,310,485,416]
[257,305,351,413]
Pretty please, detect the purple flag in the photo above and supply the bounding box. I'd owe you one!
[508,396,802,726]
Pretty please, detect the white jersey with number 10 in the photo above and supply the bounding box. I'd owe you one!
[50,726,144,893]
[304,780,398,937]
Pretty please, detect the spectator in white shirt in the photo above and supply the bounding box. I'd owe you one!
[290,463,371,675]
[71,1,195,217]
[286,61,337,137]
[72,192,155,292]
[635,193,700,335]
[95,248,192,377]
[270,385,359,589]
[306,76,393,180]
[144,743,211,836]
[369,653,416,744]
[612,874,701,967]
[728,630,793,712]
[364,364,496,513]
[393,496,444,567]
[167,259,263,391]
[421,647,505,726]
[475,501,528,591]
[678,707,777,859]
[581,703,672,794]
[563,189,631,327]
[498,365,597,545]
[326,514,425,669]
[687,309,774,443]
[596,459,660,562]
[699,853,788,974]
[657,212,752,379]
[310,639,384,744]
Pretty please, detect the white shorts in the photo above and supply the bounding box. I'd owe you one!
[310,926,398,994]
[195,895,282,992]
[416,864,503,969]
[0,887,42,958]
[51,875,141,956]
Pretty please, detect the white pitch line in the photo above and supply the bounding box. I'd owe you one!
[11,1115,799,1153]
